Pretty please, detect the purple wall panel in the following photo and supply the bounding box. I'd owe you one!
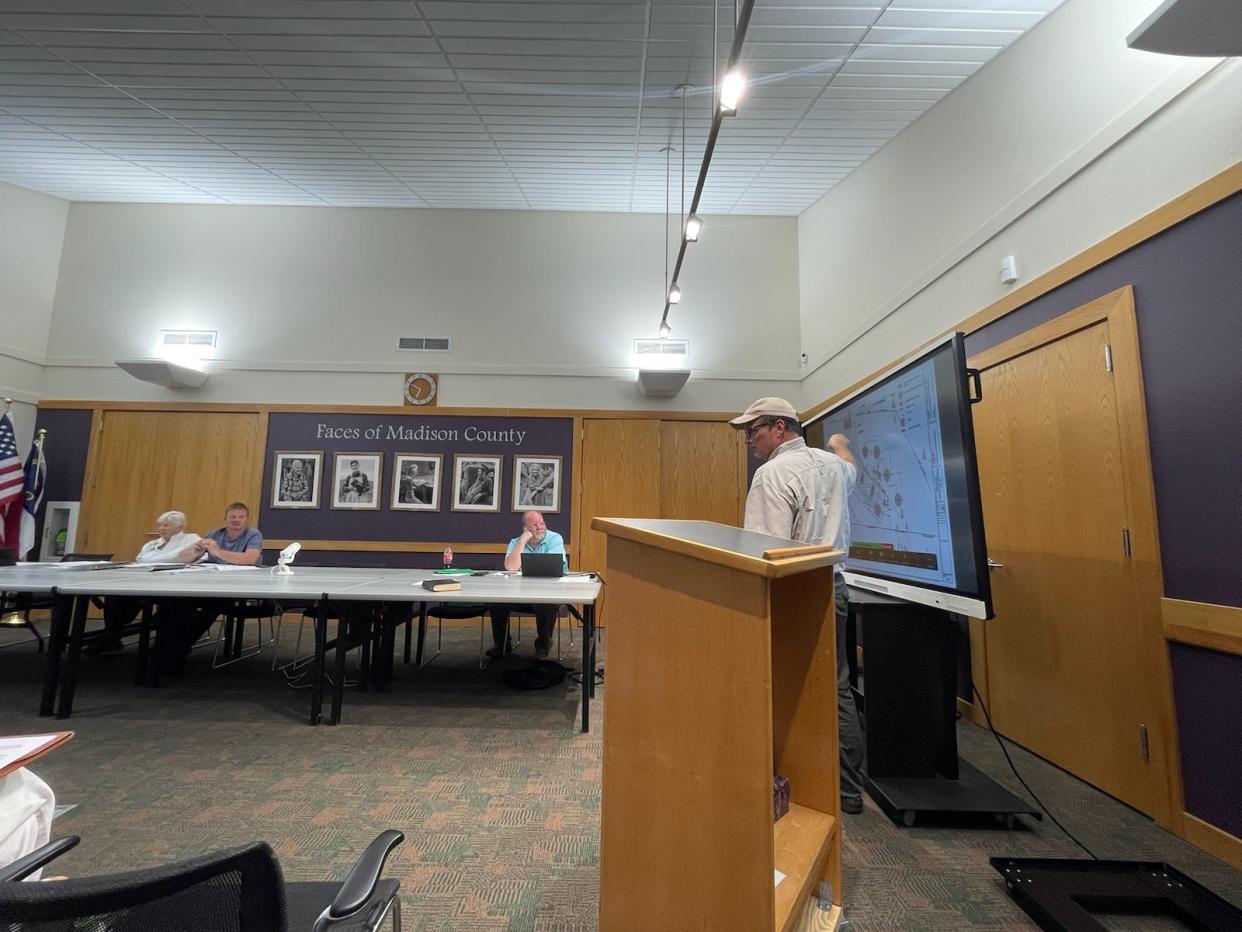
[967,192,1242,608]
[32,408,93,504]
[258,412,573,546]
[1169,643,1242,837]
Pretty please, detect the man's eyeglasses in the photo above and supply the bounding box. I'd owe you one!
[744,419,773,440]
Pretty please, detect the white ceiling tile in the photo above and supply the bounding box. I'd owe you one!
[0,0,1061,213]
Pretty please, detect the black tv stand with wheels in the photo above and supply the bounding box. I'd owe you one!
[849,588,1039,827]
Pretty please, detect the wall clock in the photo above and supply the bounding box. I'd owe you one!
[403,372,438,406]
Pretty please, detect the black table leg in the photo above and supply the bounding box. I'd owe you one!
[309,594,328,725]
[415,602,428,667]
[56,595,91,719]
[580,603,594,733]
[403,608,414,664]
[329,603,350,726]
[39,589,68,717]
[358,610,373,693]
[376,605,400,690]
[134,601,154,686]
[588,604,598,699]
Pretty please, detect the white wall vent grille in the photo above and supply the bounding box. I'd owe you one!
[634,339,689,356]
[161,329,217,348]
[398,336,452,352]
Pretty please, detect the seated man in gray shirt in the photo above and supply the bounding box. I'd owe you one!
[192,502,264,566]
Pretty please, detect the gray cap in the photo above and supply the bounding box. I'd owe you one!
[729,396,799,428]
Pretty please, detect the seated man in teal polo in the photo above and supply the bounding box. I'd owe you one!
[487,510,567,660]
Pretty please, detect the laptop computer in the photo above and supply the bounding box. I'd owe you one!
[521,552,564,578]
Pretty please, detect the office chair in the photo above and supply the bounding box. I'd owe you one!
[211,599,282,668]
[0,830,404,931]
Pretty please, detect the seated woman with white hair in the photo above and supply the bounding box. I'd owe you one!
[87,511,200,655]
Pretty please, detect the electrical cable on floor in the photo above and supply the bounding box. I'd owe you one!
[971,682,1098,859]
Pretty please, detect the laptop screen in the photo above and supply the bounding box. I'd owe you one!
[520,552,564,578]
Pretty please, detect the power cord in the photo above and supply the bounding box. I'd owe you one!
[971,682,1097,859]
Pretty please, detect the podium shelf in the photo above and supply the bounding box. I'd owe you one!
[774,803,837,932]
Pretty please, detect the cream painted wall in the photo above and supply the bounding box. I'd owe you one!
[0,181,68,430]
[43,204,799,410]
[797,0,1238,406]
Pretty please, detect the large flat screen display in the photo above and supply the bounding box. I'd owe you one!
[804,333,993,619]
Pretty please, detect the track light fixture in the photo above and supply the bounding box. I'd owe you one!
[720,69,746,115]
[685,213,703,242]
[652,0,755,341]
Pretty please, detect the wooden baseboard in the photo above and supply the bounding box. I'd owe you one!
[956,697,982,726]
[1182,813,1242,871]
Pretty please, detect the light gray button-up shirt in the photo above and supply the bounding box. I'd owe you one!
[743,437,856,556]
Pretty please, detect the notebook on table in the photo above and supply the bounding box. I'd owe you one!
[520,552,564,578]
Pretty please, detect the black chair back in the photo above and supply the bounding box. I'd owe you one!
[0,842,287,931]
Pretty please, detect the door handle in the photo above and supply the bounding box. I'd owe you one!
[987,559,1004,569]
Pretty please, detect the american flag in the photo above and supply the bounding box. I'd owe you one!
[0,412,23,544]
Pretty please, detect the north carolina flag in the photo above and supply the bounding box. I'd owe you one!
[0,411,23,547]
[19,435,46,560]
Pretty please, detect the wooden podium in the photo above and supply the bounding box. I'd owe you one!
[592,518,845,932]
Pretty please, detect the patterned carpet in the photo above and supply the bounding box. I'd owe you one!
[2,617,1239,931]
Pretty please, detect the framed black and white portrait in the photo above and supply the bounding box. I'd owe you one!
[391,453,442,511]
[512,455,561,513]
[331,453,382,510]
[271,451,321,509]
[451,454,502,513]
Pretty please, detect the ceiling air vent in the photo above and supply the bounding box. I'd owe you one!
[161,329,217,348]
[398,336,452,352]
[634,339,689,356]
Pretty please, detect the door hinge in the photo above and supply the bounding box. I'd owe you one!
[1122,527,1132,557]
[1104,343,1114,372]
[1139,724,1150,762]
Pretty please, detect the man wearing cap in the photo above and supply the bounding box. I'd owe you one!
[731,396,866,814]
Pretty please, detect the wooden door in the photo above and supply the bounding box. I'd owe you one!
[659,421,747,526]
[577,419,663,574]
[79,411,262,560]
[973,318,1158,814]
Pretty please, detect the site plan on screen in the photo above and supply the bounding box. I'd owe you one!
[821,356,958,587]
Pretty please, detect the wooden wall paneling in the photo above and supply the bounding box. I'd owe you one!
[169,412,263,538]
[577,418,663,576]
[569,415,584,572]
[75,409,103,549]
[252,411,269,518]
[78,411,178,560]
[658,420,746,525]
[1105,286,1181,830]
[969,291,1166,819]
